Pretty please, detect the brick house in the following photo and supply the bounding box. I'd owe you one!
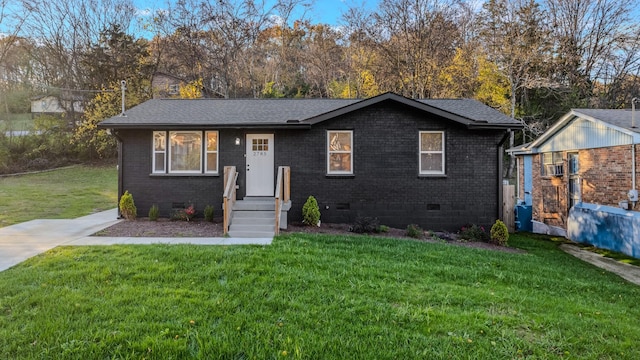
[510,108,640,257]
[99,92,521,237]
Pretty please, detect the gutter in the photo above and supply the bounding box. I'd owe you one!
[97,123,313,131]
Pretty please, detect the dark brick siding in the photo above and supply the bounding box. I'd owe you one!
[117,101,505,231]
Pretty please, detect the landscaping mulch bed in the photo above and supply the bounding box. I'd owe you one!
[96,218,523,253]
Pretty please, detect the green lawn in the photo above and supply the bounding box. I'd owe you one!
[0,165,118,227]
[0,233,638,359]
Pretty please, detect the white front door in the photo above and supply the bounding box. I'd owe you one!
[246,134,274,196]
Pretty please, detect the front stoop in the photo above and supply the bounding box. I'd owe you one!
[227,197,291,238]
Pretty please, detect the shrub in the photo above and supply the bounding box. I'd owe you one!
[459,224,489,242]
[148,204,159,221]
[406,224,423,238]
[350,216,380,233]
[302,195,321,226]
[376,225,390,233]
[170,204,196,221]
[490,219,509,246]
[183,205,196,221]
[119,190,137,220]
[204,205,214,222]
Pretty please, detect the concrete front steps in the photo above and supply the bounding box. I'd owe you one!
[228,197,290,238]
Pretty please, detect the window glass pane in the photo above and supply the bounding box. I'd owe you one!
[207,132,217,151]
[205,131,218,173]
[569,154,579,174]
[421,133,442,151]
[154,153,165,172]
[421,153,442,172]
[206,154,217,172]
[154,132,165,151]
[170,132,202,172]
[542,153,552,164]
[553,152,563,163]
[329,132,352,151]
[329,154,351,172]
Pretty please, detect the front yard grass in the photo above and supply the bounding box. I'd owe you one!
[0,164,118,227]
[1,233,639,359]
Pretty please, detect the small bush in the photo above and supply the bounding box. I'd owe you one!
[459,224,489,242]
[119,190,137,220]
[490,219,509,246]
[350,216,380,233]
[406,224,423,238]
[302,195,321,226]
[204,205,214,222]
[376,225,390,233]
[148,204,159,221]
[171,204,196,221]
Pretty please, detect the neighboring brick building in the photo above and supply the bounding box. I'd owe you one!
[99,92,521,234]
[510,108,640,257]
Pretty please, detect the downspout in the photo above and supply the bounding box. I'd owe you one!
[633,144,636,191]
[497,130,511,222]
[632,98,638,208]
[111,129,124,219]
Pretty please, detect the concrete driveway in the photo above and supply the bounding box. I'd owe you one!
[0,209,121,272]
[0,209,272,273]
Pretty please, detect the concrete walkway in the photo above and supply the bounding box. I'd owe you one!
[0,209,272,272]
[560,244,640,286]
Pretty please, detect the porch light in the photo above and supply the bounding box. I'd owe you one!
[235,137,241,146]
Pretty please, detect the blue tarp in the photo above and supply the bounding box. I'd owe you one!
[567,203,640,258]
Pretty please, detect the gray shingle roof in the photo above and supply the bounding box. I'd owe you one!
[419,99,519,126]
[99,92,521,129]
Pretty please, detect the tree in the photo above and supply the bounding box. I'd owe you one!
[179,78,203,99]
[20,0,137,91]
[74,78,151,159]
[83,24,154,90]
[369,0,461,98]
[341,4,379,98]
[545,0,638,103]
[301,23,345,97]
[478,0,552,177]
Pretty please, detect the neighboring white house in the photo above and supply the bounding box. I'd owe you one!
[30,95,84,116]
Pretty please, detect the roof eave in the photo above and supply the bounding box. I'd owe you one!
[467,123,523,130]
[98,122,312,130]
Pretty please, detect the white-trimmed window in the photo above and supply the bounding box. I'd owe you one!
[152,131,166,173]
[419,131,445,175]
[153,131,219,174]
[169,131,202,173]
[205,131,218,173]
[327,130,353,174]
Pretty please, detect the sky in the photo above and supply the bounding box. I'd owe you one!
[132,0,381,27]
